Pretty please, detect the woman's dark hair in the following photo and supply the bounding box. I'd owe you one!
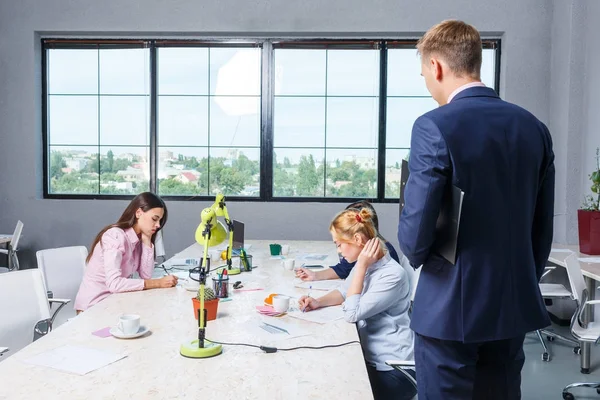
[86,192,168,263]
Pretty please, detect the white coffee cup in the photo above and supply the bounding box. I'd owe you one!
[281,244,290,255]
[209,250,221,262]
[118,314,141,335]
[282,259,295,271]
[272,295,290,313]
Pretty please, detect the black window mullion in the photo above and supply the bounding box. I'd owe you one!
[377,42,388,200]
[261,41,274,200]
[149,43,158,194]
[42,45,49,196]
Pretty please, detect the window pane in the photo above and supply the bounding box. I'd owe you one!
[274,97,325,147]
[210,97,260,147]
[273,149,324,197]
[48,49,98,94]
[100,96,149,146]
[157,147,209,196]
[49,95,98,145]
[327,50,379,96]
[386,97,438,148]
[387,49,428,97]
[385,149,410,199]
[274,49,326,95]
[481,49,496,89]
[99,146,149,194]
[99,48,149,95]
[158,96,208,146]
[157,47,209,95]
[48,146,100,194]
[326,97,378,148]
[209,48,261,96]
[325,149,377,198]
[209,148,260,196]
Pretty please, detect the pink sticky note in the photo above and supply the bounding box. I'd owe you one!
[92,327,112,338]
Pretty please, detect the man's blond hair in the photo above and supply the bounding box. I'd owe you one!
[417,19,482,79]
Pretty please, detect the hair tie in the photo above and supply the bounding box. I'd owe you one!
[355,214,362,223]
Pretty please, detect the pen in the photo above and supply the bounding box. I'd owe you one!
[302,285,312,313]
[161,264,170,276]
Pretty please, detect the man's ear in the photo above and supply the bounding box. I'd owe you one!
[431,57,444,82]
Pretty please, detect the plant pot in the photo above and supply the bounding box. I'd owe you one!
[577,209,600,255]
[191,297,219,321]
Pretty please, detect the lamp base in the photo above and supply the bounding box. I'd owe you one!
[214,266,241,275]
[180,339,223,358]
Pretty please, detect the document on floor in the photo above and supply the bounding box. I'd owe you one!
[288,305,344,324]
[294,280,342,291]
[24,345,126,375]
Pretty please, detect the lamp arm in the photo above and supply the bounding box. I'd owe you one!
[220,203,235,268]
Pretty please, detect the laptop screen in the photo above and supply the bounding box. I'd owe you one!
[232,220,244,250]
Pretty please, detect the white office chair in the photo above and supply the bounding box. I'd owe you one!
[0,220,24,273]
[562,253,600,400]
[535,266,580,361]
[36,246,88,326]
[0,269,70,357]
[385,359,417,399]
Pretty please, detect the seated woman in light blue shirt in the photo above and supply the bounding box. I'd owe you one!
[298,207,415,400]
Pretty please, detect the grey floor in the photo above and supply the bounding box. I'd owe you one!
[522,324,600,400]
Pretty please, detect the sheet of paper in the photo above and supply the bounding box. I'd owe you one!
[551,248,574,253]
[294,280,342,291]
[287,305,345,324]
[239,318,311,340]
[579,257,600,263]
[298,254,329,261]
[25,345,126,375]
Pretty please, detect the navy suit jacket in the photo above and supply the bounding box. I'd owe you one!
[398,87,555,343]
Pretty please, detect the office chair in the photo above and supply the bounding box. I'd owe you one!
[0,269,70,356]
[536,266,581,361]
[385,359,417,398]
[561,254,600,400]
[0,220,23,273]
[36,246,88,326]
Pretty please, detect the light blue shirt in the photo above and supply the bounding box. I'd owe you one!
[338,253,414,371]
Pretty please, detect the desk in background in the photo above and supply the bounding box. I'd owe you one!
[549,244,600,374]
[0,240,372,399]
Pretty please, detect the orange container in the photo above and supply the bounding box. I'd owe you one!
[192,298,219,321]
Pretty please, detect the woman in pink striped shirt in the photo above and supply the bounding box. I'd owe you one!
[74,192,178,312]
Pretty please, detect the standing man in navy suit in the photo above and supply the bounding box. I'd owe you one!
[398,20,555,399]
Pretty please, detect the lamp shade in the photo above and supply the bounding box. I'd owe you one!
[195,207,227,247]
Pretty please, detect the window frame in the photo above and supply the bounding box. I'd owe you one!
[42,38,501,202]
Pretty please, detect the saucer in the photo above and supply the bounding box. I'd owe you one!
[110,325,150,339]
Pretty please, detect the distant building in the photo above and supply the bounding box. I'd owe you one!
[65,158,88,171]
[176,172,199,184]
[116,167,146,182]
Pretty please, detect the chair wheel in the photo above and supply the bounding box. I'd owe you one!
[562,392,575,400]
[547,335,555,342]
[596,388,600,395]
[573,347,581,355]
[542,352,550,362]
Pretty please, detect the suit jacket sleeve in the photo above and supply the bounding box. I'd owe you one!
[532,126,555,281]
[398,115,451,267]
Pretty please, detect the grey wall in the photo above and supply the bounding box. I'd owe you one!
[0,0,564,267]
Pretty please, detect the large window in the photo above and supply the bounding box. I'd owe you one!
[43,39,500,201]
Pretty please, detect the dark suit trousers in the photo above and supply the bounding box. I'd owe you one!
[414,333,526,400]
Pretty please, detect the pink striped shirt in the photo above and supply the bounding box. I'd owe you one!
[74,227,155,311]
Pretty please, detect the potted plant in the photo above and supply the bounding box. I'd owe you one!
[191,287,220,321]
[578,147,600,255]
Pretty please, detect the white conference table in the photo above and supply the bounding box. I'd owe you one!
[0,235,10,245]
[0,240,372,400]
[549,244,600,373]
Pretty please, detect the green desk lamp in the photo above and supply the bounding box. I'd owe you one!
[180,207,226,359]
[211,193,241,276]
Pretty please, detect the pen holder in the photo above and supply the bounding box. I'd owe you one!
[239,254,253,272]
[269,244,282,256]
[212,276,229,298]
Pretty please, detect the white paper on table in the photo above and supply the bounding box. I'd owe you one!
[551,248,574,253]
[297,253,329,261]
[287,305,345,324]
[24,345,126,375]
[294,280,342,291]
[239,318,311,340]
[578,257,600,263]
